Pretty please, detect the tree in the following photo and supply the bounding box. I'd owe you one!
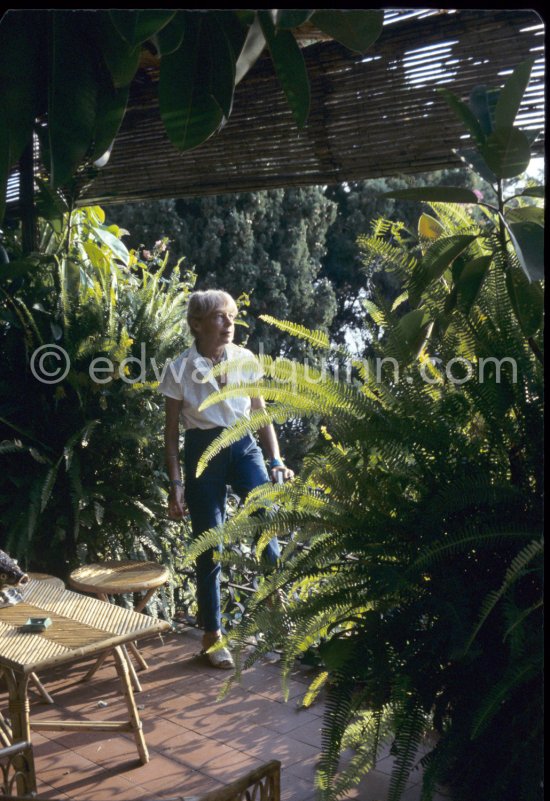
[110,187,339,467]
[322,168,488,350]
[110,187,338,355]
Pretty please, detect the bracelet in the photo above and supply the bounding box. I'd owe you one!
[169,479,183,488]
[269,458,284,468]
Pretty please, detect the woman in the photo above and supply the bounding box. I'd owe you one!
[160,290,293,669]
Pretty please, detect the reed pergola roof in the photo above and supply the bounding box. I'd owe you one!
[7,8,546,210]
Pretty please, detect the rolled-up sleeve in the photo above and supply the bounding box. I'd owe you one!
[158,359,185,400]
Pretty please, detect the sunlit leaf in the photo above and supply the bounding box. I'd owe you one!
[410,235,478,306]
[505,206,544,226]
[259,11,310,129]
[94,225,130,266]
[395,308,433,361]
[516,186,544,199]
[311,10,383,53]
[418,213,445,243]
[235,14,266,85]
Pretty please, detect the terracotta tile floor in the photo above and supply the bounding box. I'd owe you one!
[1,627,448,800]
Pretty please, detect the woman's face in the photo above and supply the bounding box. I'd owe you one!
[194,305,236,349]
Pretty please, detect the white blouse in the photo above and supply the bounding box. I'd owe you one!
[158,342,263,430]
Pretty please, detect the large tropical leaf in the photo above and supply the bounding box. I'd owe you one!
[455,256,492,315]
[410,234,478,305]
[203,13,237,119]
[515,186,544,199]
[276,10,315,29]
[495,58,535,130]
[89,82,129,163]
[0,10,44,168]
[95,13,141,89]
[108,10,176,47]
[439,87,486,146]
[235,15,266,86]
[152,11,186,56]
[259,11,310,129]
[48,11,98,187]
[212,11,248,62]
[480,127,531,180]
[507,220,544,282]
[454,147,498,186]
[469,85,499,136]
[505,265,544,337]
[159,13,224,151]
[504,206,544,226]
[393,307,433,362]
[311,10,383,53]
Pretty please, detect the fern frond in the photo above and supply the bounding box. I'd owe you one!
[470,656,540,739]
[258,315,332,351]
[463,538,543,653]
[316,676,356,796]
[388,698,428,801]
[407,529,538,576]
[302,670,329,709]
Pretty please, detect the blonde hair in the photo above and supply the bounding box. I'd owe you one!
[187,290,238,335]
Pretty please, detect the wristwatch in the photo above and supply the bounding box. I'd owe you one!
[169,479,183,488]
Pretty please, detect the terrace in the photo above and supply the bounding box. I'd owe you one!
[1,628,446,801]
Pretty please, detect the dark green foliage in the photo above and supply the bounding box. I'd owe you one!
[184,192,543,799]
[0,207,193,579]
[109,188,338,356]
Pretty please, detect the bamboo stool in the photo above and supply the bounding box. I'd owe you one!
[68,561,170,691]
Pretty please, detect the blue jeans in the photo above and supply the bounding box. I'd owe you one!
[184,428,281,633]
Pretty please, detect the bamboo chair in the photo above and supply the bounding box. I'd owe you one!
[0,740,35,799]
[0,755,281,801]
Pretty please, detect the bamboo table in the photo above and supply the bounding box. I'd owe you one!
[69,561,170,690]
[0,578,170,794]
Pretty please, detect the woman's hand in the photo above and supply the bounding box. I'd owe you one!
[270,464,294,484]
[168,483,187,519]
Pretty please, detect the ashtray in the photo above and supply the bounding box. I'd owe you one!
[21,616,52,632]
